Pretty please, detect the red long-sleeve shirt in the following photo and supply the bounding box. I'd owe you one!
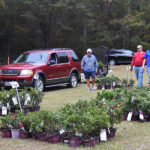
[131,52,145,66]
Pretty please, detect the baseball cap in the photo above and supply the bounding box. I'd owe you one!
[87,48,92,53]
[137,45,142,49]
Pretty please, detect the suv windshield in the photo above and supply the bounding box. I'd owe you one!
[14,52,49,64]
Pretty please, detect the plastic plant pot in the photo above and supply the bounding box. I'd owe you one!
[69,137,80,148]
[47,132,60,144]
[83,138,96,147]
[11,129,20,139]
[20,131,30,139]
[1,129,11,138]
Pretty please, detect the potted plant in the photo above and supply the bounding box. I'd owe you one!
[19,112,31,139]
[30,111,47,141]
[0,115,12,138]
[78,106,109,147]
[8,111,23,139]
[102,100,123,138]
[44,112,61,144]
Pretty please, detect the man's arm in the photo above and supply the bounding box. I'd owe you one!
[81,56,85,70]
[143,51,147,70]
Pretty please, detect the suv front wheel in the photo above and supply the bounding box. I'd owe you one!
[68,73,78,88]
[34,76,44,91]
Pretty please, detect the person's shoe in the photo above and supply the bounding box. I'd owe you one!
[88,88,91,91]
[92,86,96,91]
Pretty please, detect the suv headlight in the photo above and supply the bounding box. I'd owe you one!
[20,70,33,76]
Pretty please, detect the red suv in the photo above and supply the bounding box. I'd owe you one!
[0,48,81,91]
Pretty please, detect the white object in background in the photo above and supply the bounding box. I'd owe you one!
[139,111,144,120]
[81,73,85,81]
[24,94,31,105]
[2,106,7,115]
[59,129,65,135]
[113,82,116,86]
[128,66,131,70]
[12,96,18,105]
[10,81,19,88]
[127,112,133,121]
[126,67,129,71]
[100,129,107,141]
[7,103,10,109]
[109,70,112,75]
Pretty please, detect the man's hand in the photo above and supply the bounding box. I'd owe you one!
[96,69,98,73]
[142,65,145,70]
[130,66,133,72]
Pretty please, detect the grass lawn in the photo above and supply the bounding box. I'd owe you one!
[1,65,150,150]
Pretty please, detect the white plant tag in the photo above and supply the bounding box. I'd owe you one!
[59,129,65,135]
[75,131,82,137]
[81,73,85,81]
[24,94,31,105]
[12,97,18,105]
[127,112,133,121]
[2,106,7,115]
[10,81,19,88]
[7,103,10,109]
[100,129,107,141]
[113,82,116,86]
[139,111,144,120]
[102,86,105,90]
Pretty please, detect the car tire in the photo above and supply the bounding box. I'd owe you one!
[68,73,78,88]
[109,59,116,66]
[34,76,44,91]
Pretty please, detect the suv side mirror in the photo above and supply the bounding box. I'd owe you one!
[48,59,56,65]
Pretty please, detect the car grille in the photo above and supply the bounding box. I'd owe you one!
[1,69,20,75]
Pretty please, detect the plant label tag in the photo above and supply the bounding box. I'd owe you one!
[10,81,19,88]
[127,112,133,121]
[7,103,10,109]
[12,97,18,105]
[59,129,65,135]
[75,131,82,137]
[102,86,105,90]
[2,106,7,115]
[139,111,144,120]
[113,82,116,86]
[100,129,107,141]
[24,94,31,105]
[81,73,85,81]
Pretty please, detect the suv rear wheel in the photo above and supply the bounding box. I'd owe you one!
[68,73,78,88]
[34,76,44,91]
[109,59,116,66]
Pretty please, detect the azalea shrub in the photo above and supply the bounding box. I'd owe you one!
[0,87,44,115]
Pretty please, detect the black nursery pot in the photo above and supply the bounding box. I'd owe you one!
[47,132,60,144]
[31,132,38,140]
[83,138,96,147]
[69,137,80,148]
[20,131,30,139]
[107,128,116,138]
[94,136,100,144]
[1,129,11,138]
[37,133,47,141]
[60,132,71,144]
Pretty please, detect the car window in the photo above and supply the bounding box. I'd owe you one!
[68,51,79,62]
[14,52,48,64]
[57,52,69,64]
[50,53,57,64]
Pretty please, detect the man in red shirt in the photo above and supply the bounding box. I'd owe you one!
[131,45,145,86]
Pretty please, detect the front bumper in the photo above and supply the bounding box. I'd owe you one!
[0,76,34,88]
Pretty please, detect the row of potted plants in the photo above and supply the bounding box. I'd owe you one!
[0,97,123,148]
[96,87,150,122]
[0,87,43,115]
[96,76,135,90]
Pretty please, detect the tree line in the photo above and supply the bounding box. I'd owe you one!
[0,0,150,64]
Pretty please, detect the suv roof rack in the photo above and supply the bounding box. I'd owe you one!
[30,48,71,51]
[51,48,71,50]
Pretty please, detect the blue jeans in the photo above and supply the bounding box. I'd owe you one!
[134,66,144,87]
[147,67,150,84]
